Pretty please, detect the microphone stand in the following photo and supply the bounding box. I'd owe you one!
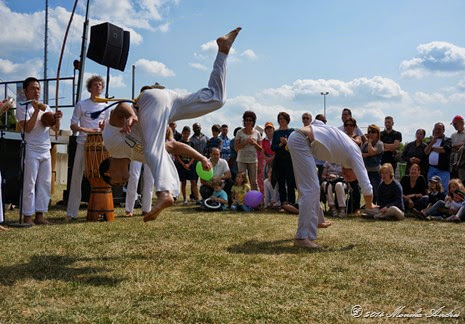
[7,103,32,228]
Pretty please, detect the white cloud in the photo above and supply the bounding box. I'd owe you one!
[157,22,171,33]
[189,63,207,71]
[0,58,43,81]
[400,41,465,78]
[109,75,126,88]
[135,58,175,77]
[241,49,257,60]
[200,40,217,53]
[261,76,406,102]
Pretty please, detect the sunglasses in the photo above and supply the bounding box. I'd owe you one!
[302,117,310,120]
[344,124,355,127]
[244,118,254,122]
[368,130,377,134]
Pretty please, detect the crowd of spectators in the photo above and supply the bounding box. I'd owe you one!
[128,108,465,222]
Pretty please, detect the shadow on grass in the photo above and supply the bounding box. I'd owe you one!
[227,239,356,255]
[0,254,131,286]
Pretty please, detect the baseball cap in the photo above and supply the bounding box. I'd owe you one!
[450,115,464,125]
[429,175,441,183]
[264,122,275,129]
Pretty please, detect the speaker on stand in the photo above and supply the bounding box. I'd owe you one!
[86,22,130,98]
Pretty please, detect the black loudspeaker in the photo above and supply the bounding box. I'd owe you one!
[87,22,130,72]
[0,137,21,205]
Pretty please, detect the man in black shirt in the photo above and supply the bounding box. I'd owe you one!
[381,116,402,172]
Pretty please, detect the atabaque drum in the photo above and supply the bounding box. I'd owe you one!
[84,133,114,222]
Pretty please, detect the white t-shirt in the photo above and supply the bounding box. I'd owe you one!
[16,103,52,153]
[102,122,145,163]
[236,129,262,163]
[428,139,442,166]
[212,158,230,178]
[70,98,107,144]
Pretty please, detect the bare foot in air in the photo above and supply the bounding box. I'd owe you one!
[217,27,242,54]
[143,192,174,222]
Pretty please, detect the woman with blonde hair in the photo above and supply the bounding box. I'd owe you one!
[366,163,405,220]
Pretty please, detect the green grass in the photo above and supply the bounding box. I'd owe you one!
[1,192,464,323]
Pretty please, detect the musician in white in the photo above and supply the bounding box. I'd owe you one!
[16,77,62,225]
[66,75,107,221]
[100,27,241,222]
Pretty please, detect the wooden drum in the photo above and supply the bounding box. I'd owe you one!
[84,133,114,222]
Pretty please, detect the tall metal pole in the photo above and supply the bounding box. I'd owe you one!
[320,91,329,117]
[43,0,48,104]
[132,64,135,99]
[75,0,91,104]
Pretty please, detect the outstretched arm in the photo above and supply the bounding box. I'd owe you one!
[166,140,211,170]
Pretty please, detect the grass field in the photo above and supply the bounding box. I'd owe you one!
[1,190,464,323]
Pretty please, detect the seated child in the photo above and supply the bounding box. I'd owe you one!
[231,172,252,212]
[204,178,228,211]
[263,168,280,209]
[414,179,465,220]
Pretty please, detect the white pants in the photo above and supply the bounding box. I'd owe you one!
[264,178,280,207]
[287,131,325,240]
[0,172,3,223]
[125,161,154,213]
[322,181,347,208]
[66,142,85,218]
[22,149,51,216]
[137,53,227,198]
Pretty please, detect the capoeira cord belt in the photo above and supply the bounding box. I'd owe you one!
[88,97,138,120]
[295,128,313,148]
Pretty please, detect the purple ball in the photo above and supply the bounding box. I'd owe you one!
[244,190,263,208]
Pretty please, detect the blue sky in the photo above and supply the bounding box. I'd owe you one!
[1,0,465,140]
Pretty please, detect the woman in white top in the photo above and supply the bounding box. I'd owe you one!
[235,111,263,190]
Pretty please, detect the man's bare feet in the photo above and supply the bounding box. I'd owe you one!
[125,211,133,217]
[24,216,35,225]
[34,213,50,225]
[294,238,320,249]
[318,220,333,228]
[143,191,174,222]
[0,225,7,231]
[217,27,242,55]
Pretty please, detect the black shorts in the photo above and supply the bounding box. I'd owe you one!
[176,161,198,181]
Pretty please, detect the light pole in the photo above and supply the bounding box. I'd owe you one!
[320,92,329,117]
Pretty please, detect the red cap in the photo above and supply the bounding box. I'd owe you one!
[451,115,464,124]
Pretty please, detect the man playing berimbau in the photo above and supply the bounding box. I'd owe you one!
[100,27,241,222]
[287,119,374,248]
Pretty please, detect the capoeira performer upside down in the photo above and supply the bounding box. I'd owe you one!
[288,119,374,248]
[100,27,241,222]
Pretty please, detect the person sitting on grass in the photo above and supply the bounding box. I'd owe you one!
[230,172,252,212]
[204,178,228,211]
[366,163,405,221]
[400,163,427,213]
[321,162,347,218]
[445,195,465,222]
[264,168,280,209]
[414,179,465,221]
[413,175,445,214]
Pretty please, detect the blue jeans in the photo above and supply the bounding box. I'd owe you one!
[427,166,450,194]
[230,204,252,212]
